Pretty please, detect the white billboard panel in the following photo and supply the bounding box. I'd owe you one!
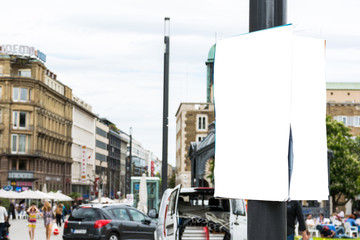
[214,25,328,201]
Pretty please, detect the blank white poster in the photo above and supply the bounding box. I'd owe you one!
[214,25,293,201]
[289,36,328,200]
[214,25,328,201]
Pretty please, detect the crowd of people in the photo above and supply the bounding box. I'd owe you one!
[286,201,360,240]
[303,209,360,239]
[0,199,77,240]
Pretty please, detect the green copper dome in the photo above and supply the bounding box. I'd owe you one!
[207,44,216,63]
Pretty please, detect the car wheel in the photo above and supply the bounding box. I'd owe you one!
[107,232,119,240]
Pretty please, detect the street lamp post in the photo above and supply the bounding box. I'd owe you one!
[129,127,132,190]
[162,17,170,195]
[247,0,287,240]
[125,127,133,196]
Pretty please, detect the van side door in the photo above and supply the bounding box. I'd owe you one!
[230,199,247,240]
[164,184,181,240]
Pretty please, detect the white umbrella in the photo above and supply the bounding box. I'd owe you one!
[0,189,19,199]
[47,191,73,201]
[18,190,48,199]
[34,190,55,200]
[137,173,148,214]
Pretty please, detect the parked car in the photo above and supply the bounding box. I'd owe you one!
[63,203,156,240]
[155,185,247,240]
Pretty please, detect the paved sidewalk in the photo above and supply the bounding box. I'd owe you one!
[6,217,65,240]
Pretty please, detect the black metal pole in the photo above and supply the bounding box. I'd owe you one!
[249,0,287,32]
[248,0,287,240]
[129,128,132,191]
[327,150,333,214]
[162,17,170,195]
[125,127,132,196]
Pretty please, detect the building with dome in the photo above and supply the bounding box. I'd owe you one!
[175,45,215,188]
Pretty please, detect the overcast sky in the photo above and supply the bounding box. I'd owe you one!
[1,0,359,165]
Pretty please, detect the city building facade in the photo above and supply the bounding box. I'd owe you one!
[100,118,122,199]
[175,103,215,187]
[108,128,121,199]
[0,50,73,194]
[71,96,96,198]
[95,119,109,197]
[145,151,159,177]
[129,138,147,176]
[119,130,129,198]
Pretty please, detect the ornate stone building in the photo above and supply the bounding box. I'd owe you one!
[0,51,73,194]
[175,45,215,188]
[175,103,215,187]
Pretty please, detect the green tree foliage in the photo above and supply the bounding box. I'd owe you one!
[207,159,215,185]
[69,192,81,200]
[0,198,10,209]
[168,174,176,188]
[326,116,360,210]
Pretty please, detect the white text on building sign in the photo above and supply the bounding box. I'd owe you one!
[0,44,46,62]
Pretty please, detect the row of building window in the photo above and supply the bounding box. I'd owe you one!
[9,158,70,175]
[334,116,360,127]
[198,115,207,130]
[45,75,65,95]
[11,134,30,154]
[95,166,107,175]
[0,110,32,129]
[18,69,31,77]
[96,152,107,161]
[0,68,31,78]
[39,114,68,135]
[109,134,121,148]
[96,127,107,138]
[13,87,31,102]
[13,111,30,129]
[0,86,32,102]
[96,140,107,150]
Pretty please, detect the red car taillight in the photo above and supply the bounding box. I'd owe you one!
[94,220,112,229]
[64,220,68,228]
[203,227,209,240]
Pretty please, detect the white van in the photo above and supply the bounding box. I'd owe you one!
[155,185,247,240]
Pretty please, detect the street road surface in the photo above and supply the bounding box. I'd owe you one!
[7,217,64,240]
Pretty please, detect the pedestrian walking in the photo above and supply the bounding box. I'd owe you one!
[55,204,62,227]
[7,201,15,221]
[0,200,9,239]
[287,201,308,240]
[61,204,66,223]
[41,201,53,240]
[27,202,39,240]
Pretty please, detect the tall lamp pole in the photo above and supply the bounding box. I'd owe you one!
[247,0,287,240]
[162,17,170,195]
[125,127,132,196]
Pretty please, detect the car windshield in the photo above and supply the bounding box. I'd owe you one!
[68,207,102,221]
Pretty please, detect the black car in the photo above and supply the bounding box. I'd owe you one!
[63,203,156,240]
